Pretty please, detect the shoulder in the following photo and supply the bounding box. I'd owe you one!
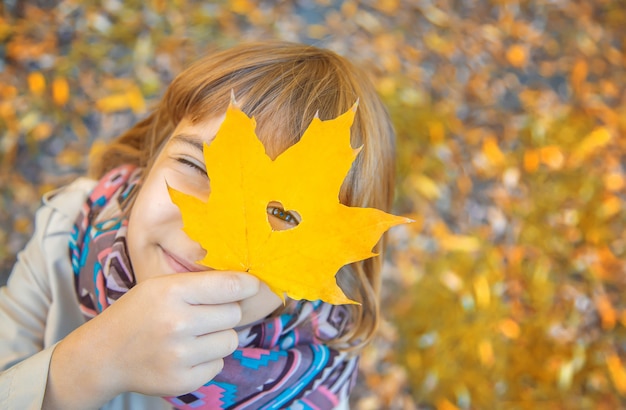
[12,177,97,286]
[43,177,97,218]
[36,177,97,236]
[20,177,97,268]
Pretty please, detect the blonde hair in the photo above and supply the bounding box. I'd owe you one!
[90,41,396,350]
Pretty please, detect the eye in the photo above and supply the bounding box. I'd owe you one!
[176,157,207,177]
[267,206,298,224]
[267,203,300,230]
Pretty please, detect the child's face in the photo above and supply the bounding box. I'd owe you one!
[126,115,283,326]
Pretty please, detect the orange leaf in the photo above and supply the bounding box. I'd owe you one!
[570,59,588,94]
[96,94,130,113]
[523,149,540,172]
[52,77,69,106]
[569,127,612,166]
[604,172,625,192]
[499,318,521,339]
[482,136,505,167]
[478,339,494,367]
[506,44,527,68]
[409,174,441,199]
[539,145,564,169]
[31,123,53,141]
[440,234,481,253]
[126,86,146,114]
[599,195,621,219]
[437,398,460,410]
[27,72,46,96]
[428,121,445,144]
[373,0,400,15]
[473,275,491,308]
[595,292,617,330]
[229,0,254,14]
[169,103,412,304]
[607,353,626,394]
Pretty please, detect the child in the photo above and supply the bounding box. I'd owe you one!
[0,41,397,409]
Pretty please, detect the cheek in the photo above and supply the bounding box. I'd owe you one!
[127,169,182,251]
[133,167,183,224]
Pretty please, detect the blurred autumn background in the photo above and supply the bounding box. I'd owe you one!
[2,0,626,408]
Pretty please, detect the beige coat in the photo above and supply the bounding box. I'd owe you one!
[0,179,169,409]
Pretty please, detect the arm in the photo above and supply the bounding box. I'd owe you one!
[0,183,90,409]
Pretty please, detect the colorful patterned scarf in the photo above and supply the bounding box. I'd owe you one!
[69,165,359,409]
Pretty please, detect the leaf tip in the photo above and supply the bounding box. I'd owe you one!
[166,180,179,200]
[229,89,238,107]
[351,99,359,112]
[330,294,360,306]
[275,290,288,305]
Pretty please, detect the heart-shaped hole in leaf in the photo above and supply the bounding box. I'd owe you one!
[267,201,301,231]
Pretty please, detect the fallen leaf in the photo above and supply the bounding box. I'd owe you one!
[570,59,589,93]
[437,398,460,410]
[569,127,612,165]
[606,352,626,394]
[31,122,53,141]
[499,318,520,339]
[506,44,527,68]
[409,174,441,199]
[229,0,254,14]
[603,172,624,191]
[482,136,506,167]
[523,149,540,172]
[478,339,494,367]
[126,85,146,114]
[474,275,491,308]
[96,93,131,113]
[439,234,481,253]
[539,145,564,169]
[594,286,617,330]
[169,103,412,304]
[27,72,46,96]
[52,77,69,106]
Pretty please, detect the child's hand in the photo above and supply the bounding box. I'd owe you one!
[43,271,259,409]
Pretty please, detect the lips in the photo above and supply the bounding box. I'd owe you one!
[160,246,207,273]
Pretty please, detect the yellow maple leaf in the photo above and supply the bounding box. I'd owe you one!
[169,102,412,304]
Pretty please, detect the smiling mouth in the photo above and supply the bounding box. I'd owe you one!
[160,246,208,273]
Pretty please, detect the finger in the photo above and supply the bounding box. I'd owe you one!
[175,271,260,305]
[186,303,242,336]
[190,329,239,366]
[187,359,225,390]
[191,358,224,380]
[162,359,225,397]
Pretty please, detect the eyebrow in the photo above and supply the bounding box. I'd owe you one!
[170,134,204,152]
